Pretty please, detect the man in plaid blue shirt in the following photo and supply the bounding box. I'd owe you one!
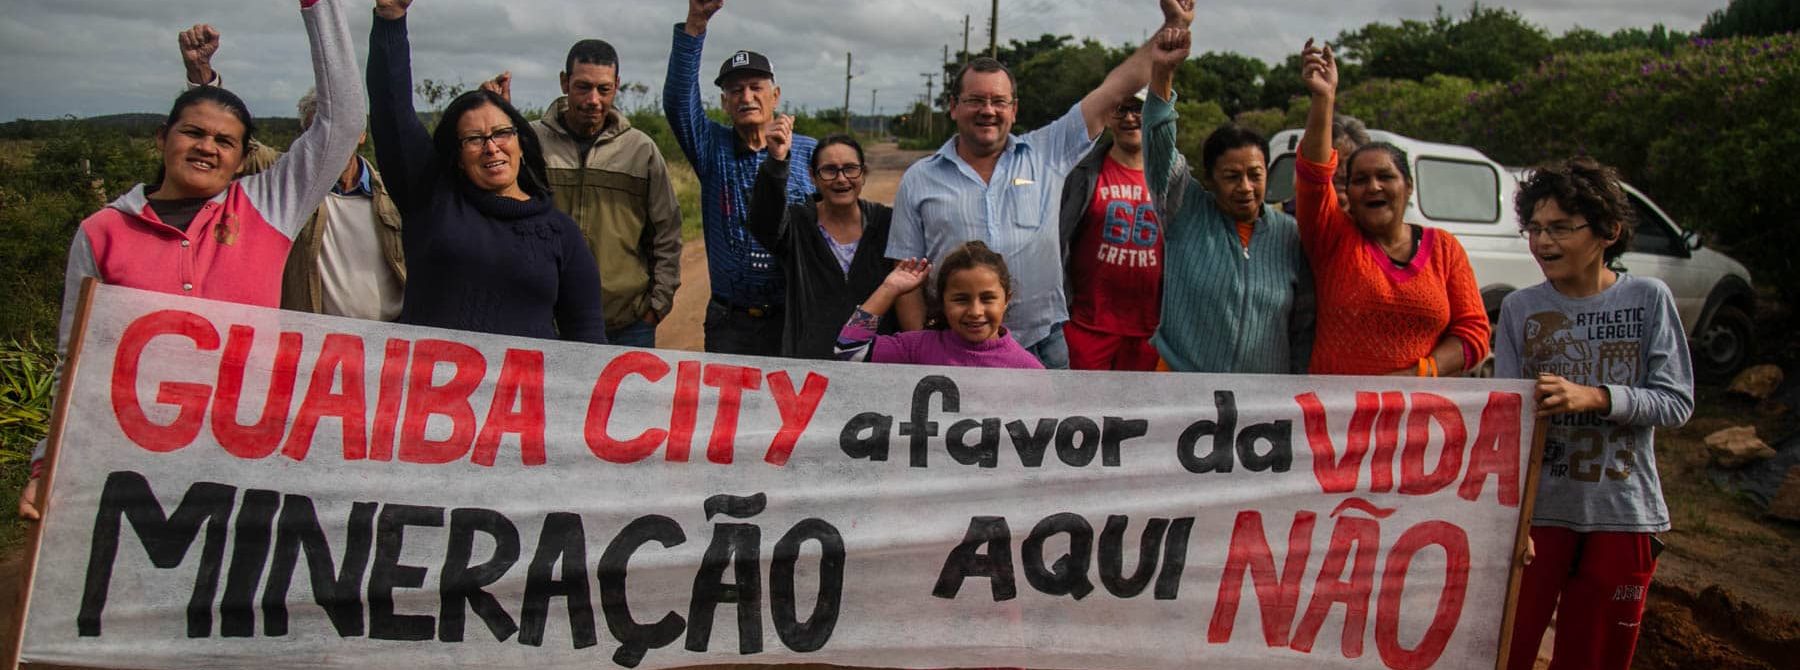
[664,0,817,356]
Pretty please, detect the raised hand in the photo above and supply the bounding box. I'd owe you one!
[178,24,221,84]
[686,0,724,35]
[766,114,793,161]
[480,71,512,104]
[1300,38,1338,99]
[1160,0,1195,28]
[882,258,932,295]
[1151,26,1191,70]
[375,0,413,21]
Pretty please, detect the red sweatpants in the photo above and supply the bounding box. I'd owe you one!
[1506,526,1658,670]
[1064,321,1160,371]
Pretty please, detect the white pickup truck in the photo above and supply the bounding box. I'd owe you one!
[1264,129,1757,380]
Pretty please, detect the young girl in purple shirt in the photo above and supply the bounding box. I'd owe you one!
[835,241,1043,369]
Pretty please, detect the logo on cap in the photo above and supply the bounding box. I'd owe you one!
[733,51,751,67]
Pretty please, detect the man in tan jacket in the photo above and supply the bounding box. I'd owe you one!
[488,40,684,347]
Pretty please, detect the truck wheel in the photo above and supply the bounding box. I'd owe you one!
[1695,304,1754,382]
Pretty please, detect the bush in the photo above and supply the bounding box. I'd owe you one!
[1464,34,1800,298]
[1336,74,1481,144]
[1232,108,1289,140]
[0,127,160,344]
[627,108,686,173]
[1171,99,1230,165]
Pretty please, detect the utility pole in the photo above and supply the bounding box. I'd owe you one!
[988,0,998,59]
[962,14,971,65]
[920,72,936,138]
[843,52,854,134]
[870,88,880,137]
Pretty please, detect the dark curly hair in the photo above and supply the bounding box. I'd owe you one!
[926,240,1013,330]
[1515,156,1635,262]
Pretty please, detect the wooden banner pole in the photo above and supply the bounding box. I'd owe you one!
[9,278,98,668]
[1493,415,1550,670]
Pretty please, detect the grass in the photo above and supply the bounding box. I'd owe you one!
[0,337,54,551]
[668,158,702,241]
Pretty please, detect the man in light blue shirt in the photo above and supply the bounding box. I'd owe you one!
[887,0,1196,368]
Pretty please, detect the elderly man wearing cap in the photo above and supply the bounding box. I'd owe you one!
[664,0,817,356]
[1056,90,1162,371]
[887,0,1197,369]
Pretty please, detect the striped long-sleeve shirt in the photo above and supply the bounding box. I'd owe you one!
[662,24,816,308]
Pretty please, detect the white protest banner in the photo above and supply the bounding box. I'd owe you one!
[17,283,1542,670]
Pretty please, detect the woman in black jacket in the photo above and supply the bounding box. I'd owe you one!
[368,0,607,344]
[748,120,896,359]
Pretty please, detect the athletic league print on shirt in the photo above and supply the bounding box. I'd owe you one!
[1521,306,1645,484]
[1495,275,1692,532]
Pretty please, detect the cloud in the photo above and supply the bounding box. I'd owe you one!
[0,0,1717,120]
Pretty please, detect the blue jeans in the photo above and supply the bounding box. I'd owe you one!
[1022,322,1069,370]
[607,319,658,348]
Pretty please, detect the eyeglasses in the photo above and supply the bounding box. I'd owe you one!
[1113,106,1144,118]
[459,127,519,150]
[958,96,1014,110]
[1519,223,1591,240]
[816,164,864,180]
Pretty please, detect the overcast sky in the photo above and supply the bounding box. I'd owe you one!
[0,0,1720,121]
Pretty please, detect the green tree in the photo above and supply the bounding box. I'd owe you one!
[1440,4,1551,81]
[1009,38,1112,130]
[1335,74,1480,143]
[1337,14,1445,82]
[1701,0,1800,38]
[1175,52,1268,117]
[1259,53,1308,110]
[1171,100,1231,167]
[1335,3,1549,84]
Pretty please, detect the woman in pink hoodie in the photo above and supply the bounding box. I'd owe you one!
[19,0,365,520]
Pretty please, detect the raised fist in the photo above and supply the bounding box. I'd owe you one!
[685,0,724,35]
[480,71,512,104]
[375,0,413,21]
[1152,26,1191,70]
[1300,38,1339,99]
[766,114,793,161]
[178,24,221,83]
[1160,0,1195,27]
[690,0,725,21]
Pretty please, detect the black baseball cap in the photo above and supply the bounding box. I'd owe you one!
[714,50,775,87]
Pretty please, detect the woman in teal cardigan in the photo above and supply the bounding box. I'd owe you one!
[1144,28,1313,373]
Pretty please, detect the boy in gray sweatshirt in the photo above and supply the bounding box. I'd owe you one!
[1497,157,1694,670]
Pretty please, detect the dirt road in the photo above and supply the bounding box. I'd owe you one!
[655,141,929,351]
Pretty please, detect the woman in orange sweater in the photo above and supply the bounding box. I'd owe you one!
[1293,39,1489,376]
